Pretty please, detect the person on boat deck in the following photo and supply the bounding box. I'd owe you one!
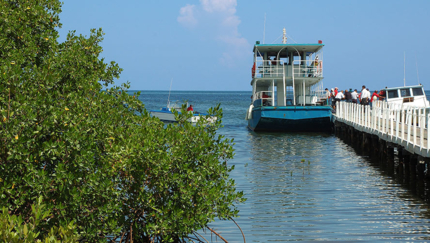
[360,85,371,105]
[262,92,271,106]
[187,104,194,112]
[325,88,331,105]
[311,56,319,73]
[370,90,381,108]
[315,56,321,75]
[351,89,358,104]
[271,57,277,65]
[312,56,319,66]
[325,88,330,98]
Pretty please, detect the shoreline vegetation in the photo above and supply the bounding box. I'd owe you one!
[0,1,245,242]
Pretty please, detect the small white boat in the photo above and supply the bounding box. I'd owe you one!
[384,85,429,108]
[150,101,216,124]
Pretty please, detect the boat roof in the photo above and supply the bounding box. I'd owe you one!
[384,85,423,91]
[253,43,324,55]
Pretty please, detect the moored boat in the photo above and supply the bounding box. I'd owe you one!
[246,29,332,132]
[150,101,216,123]
[383,85,429,108]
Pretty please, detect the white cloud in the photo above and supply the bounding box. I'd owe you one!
[178,0,250,67]
[200,0,237,14]
[218,35,247,46]
[222,15,241,28]
[177,4,197,28]
[218,35,249,67]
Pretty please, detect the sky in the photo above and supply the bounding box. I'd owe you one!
[57,0,430,91]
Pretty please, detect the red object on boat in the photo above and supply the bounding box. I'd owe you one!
[318,40,322,44]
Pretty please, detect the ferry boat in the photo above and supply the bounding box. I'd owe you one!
[245,29,332,132]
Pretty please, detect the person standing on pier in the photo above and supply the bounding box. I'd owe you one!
[334,90,345,110]
[370,90,381,108]
[331,88,336,108]
[351,89,358,103]
[360,85,371,105]
[378,88,386,101]
[345,89,352,102]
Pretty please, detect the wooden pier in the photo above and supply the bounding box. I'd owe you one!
[333,100,430,186]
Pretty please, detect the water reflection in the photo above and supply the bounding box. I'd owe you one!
[222,132,430,242]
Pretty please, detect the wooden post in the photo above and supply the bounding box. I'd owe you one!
[379,139,386,162]
[397,147,405,176]
[416,156,426,179]
[371,135,379,157]
[409,155,418,179]
[387,145,395,165]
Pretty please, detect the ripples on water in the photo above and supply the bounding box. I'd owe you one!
[135,90,430,242]
[231,133,430,242]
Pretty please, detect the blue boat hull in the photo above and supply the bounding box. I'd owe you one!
[248,106,333,132]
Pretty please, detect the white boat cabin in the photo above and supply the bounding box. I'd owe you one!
[385,85,429,108]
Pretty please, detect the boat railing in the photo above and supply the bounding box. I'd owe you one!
[255,60,285,78]
[253,59,323,79]
[253,91,274,107]
[292,60,323,78]
[311,90,329,105]
[296,95,318,106]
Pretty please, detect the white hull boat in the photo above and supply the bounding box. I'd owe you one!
[384,85,429,109]
[150,102,216,124]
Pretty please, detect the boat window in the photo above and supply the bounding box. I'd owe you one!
[412,88,424,96]
[400,88,411,97]
[387,90,399,99]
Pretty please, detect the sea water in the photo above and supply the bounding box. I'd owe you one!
[132,90,430,242]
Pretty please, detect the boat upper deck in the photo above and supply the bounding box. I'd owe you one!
[249,30,327,107]
[251,42,325,85]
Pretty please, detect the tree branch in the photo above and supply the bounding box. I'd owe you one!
[206,226,228,243]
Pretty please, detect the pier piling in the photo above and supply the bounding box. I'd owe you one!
[333,101,430,202]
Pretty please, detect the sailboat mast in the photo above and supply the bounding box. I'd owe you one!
[403,52,406,87]
[167,78,173,107]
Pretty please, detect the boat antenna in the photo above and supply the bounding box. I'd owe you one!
[167,78,173,107]
[403,52,406,87]
[415,53,420,84]
[282,28,287,44]
[263,13,266,44]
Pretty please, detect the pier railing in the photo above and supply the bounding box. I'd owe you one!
[335,100,430,157]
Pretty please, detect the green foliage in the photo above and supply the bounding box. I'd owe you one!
[0,0,245,241]
[0,196,79,242]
